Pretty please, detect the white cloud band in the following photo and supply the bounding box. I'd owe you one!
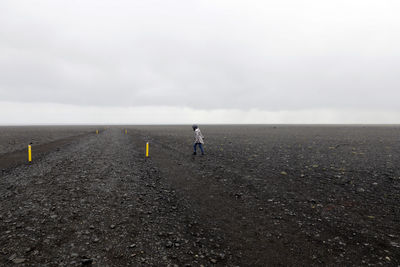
[1,102,399,125]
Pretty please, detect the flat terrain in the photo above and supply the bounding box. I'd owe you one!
[0,125,399,266]
[0,126,98,155]
[0,126,98,170]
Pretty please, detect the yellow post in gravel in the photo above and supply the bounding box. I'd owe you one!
[125,129,127,134]
[146,142,149,157]
[28,145,32,162]
[96,130,99,134]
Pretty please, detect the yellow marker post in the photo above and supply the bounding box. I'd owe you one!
[125,129,127,134]
[28,145,32,162]
[96,130,99,134]
[146,142,149,157]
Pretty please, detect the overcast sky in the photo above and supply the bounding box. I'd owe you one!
[1,0,400,124]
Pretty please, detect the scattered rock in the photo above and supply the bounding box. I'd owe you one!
[12,258,26,264]
[234,193,243,199]
[1,126,399,266]
[8,254,16,261]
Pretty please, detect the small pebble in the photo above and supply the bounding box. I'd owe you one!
[13,258,26,264]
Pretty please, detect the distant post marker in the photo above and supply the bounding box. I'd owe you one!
[28,144,32,162]
[125,129,127,134]
[96,130,99,134]
[146,142,149,157]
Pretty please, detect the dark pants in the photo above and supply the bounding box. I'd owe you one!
[193,143,204,154]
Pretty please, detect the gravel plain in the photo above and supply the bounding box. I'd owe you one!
[0,125,399,266]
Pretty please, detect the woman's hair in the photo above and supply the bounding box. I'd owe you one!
[192,124,198,130]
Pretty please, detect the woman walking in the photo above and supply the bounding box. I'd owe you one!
[192,124,205,155]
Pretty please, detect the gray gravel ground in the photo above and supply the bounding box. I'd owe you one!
[1,125,400,266]
[0,128,222,266]
[0,126,98,155]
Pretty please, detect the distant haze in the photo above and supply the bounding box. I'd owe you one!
[1,0,400,124]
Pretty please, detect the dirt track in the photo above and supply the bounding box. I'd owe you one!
[0,126,399,266]
[0,126,98,155]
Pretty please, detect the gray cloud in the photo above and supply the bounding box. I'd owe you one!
[1,0,400,112]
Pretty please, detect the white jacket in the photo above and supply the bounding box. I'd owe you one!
[194,128,204,144]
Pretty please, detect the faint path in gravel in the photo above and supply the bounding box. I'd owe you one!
[0,128,222,266]
[0,126,98,155]
[128,130,313,266]
[127,126,400,266]
[2,126,399,266]
[0,132,94,171]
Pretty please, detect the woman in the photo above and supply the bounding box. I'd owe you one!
[192,124,205,155]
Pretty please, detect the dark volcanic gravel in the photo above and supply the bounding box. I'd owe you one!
[0,126,98,155]
[0,125,399,266]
